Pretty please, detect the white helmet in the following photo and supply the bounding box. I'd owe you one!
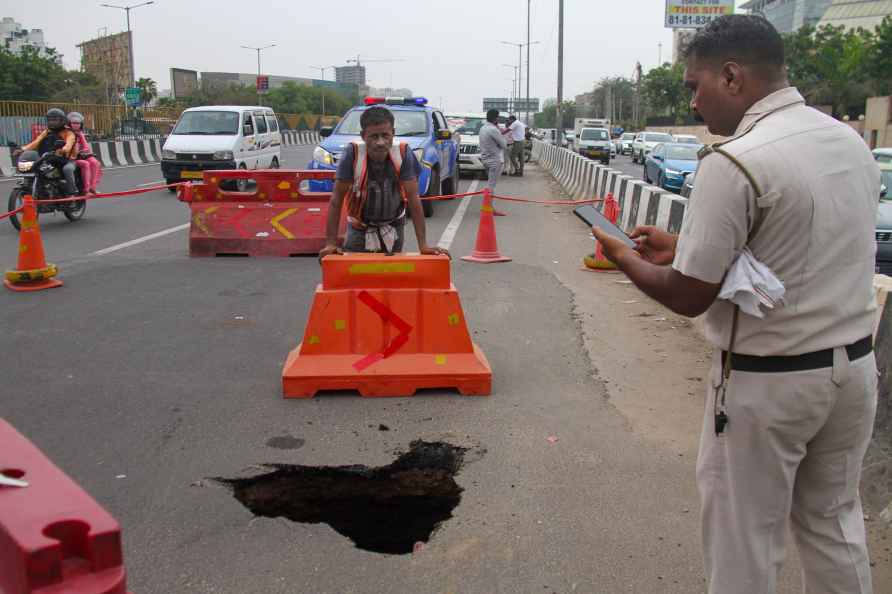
[67,111,84,124]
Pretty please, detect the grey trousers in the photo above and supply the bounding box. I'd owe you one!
[698,347,877,594]
[511,141,524,174]
[483,159,502,192]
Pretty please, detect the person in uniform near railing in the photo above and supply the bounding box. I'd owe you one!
[479,109,508,192]
[319,106,450,259]
[592,15,879,594]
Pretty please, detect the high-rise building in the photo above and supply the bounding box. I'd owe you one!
[740,0,833,33]
[335,65,366,86]
[817,0,892,31]
[77,32,133,102]
[672,28,697,64]
[1,17,58,61]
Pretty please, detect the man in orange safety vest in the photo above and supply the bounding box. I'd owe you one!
[320,106,450,259]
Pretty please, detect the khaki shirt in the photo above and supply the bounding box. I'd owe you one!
[673,87,879,355]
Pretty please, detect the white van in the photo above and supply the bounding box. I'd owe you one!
[161,105,282,190]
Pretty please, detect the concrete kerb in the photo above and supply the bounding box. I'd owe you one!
[1,133,321,178]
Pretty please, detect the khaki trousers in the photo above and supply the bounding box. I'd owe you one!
[698,348,877,594]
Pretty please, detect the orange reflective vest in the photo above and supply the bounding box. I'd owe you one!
[347,140,409,222]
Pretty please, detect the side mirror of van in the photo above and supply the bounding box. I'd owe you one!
[436,129,452,141]
[319,127,334,138]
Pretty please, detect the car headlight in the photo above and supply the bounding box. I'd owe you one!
[16,161,33,173]
[213,150,234,161]
[413,148,426,166]
[664,168,683,177]
[313,146,333,166]
[162,149,176,160]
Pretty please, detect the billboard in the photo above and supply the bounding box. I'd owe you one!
[77,31,132,101]
[665,0,734,28]
[170,68,198,99]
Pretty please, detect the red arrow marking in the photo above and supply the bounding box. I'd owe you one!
[352,290,413,372]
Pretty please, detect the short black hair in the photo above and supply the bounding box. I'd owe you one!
[684,15,784,75]
[360,106,395,130]
[486,109,500,123]
[508,115,516,122]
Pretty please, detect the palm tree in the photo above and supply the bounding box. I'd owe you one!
[136,77,158,108]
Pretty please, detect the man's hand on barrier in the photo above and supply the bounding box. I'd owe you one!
[592,227,639,266]
[420,245,451,259]
[318,244,344,263]
[629,225,678,266]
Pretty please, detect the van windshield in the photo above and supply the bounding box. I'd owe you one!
[172,111,240,135]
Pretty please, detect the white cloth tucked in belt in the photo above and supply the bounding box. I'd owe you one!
[718,247,785,318]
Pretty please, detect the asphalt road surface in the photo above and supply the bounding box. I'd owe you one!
[1,147,889,593]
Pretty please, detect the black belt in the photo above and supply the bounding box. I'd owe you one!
[723,336,873,373]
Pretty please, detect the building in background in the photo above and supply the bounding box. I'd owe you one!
[170,68,198,99]
[78,31,132,103]
[1,17,58,61]
[483,97,540,114]
[575,92,596,118]
[740,0,833,32]
[817,0,892,30]
[368,87,413,98]
[335,65,366,86]
[194,71,357,97]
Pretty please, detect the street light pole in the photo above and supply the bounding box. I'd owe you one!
[555,0,563,145]
[502,38,539,122]
[310,65,336,118]
[242,43,276,105]
[526,0,531,125]
[100,1,155,89]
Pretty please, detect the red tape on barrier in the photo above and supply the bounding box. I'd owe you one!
[352,290,413,372]
[492,193,604,206]
[0,205,24,221]
[32,183,182,205]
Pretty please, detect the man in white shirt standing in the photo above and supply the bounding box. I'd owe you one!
[506,115,527,176]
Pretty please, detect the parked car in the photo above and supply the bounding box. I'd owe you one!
[873,148,892,164]
[309,96,459,218]
[576,127,612,164]
[673,134,700,144]
[631,131,674,164]
[619,132,636,155]
[877,163,892,275]
[161,105,281,192]
[644,142,701,192]
[452,113,487,177]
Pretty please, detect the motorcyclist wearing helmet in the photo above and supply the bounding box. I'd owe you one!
[67,112,102,194]
[17,108,79,196]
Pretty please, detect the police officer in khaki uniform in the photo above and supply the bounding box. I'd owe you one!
[593,16,879,594]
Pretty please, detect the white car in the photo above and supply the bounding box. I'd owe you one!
[453,114,487,175]
[874,148,892,164]
[619,132,637,155]
[631,131,675,164]
[161,105,281,191]
[673,134,701,145]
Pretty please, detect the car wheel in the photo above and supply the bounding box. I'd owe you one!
[423,168,438,218]
[441,169,456,197]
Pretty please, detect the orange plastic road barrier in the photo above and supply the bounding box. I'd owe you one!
[4,196,63,292]
[0,419,131,594]
[177,169,346,256]
[584,192,621,272]
[461,189,512,264]
[282,253,492,397]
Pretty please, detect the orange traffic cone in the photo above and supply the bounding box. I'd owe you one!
[4,196,63,292]
[584,192,621,272]
[461,189,511,263]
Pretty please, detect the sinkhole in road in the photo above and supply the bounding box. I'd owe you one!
[217,440,466,555]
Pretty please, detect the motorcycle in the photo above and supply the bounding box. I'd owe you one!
[8,144,86,231]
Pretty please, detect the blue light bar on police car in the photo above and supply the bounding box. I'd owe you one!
[363,96,428,106]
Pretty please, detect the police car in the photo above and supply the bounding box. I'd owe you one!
[308,97,459,217]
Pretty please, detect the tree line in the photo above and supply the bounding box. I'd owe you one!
[535,16,892,129]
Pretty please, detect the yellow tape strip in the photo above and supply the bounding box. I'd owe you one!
[192,206,218,236]
[348,262,415,275]
[435,355,447,365]
[271,208,298,239]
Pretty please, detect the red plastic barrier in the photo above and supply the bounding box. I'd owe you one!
[177,169,346,256]
[0,419,130,594]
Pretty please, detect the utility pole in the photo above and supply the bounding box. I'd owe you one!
[555,0,563,145]
[242,44,276,105]
[526,0,531,125]
[502,38,539,117]
[658,42,663,66]
[100,1,154,90]
[310,65,337,118]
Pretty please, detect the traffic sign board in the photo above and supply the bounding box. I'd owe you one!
[256,75,269,93]
[124,87,141,107]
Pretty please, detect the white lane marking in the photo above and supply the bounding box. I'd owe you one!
[91,223,189,256]
[137,179,167,187]
[437,178,478,250]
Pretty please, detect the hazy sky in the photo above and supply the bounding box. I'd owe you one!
[6,0,704,113]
